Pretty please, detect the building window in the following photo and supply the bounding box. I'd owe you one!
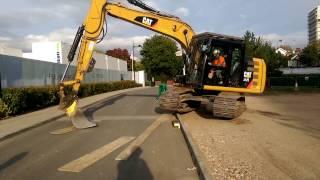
[57,52,61,63]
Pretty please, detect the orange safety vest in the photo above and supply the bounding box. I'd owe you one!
[213,56,226,67]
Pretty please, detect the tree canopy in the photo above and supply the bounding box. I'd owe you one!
[243,31,288,76]
[106,48,130,60]
[140,35,183,81]
[300,41,320,67]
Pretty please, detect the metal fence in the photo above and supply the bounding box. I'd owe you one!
[0,54,132,88]
[269,76,320,87]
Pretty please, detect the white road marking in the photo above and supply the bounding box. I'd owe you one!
[115,114,173,161]
[58,136,135,173]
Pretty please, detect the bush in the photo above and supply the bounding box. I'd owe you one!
[0,98,10,119]
[0,81,141,119]
[269,75,320,87]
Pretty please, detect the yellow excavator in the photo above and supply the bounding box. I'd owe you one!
[59,0,266,129]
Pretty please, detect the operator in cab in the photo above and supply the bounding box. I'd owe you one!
[207,48,227,85]
[212,49,226,68]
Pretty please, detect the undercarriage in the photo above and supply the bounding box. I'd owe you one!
[159,86,247,119]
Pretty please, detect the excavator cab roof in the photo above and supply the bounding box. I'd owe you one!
[193,32,245,46]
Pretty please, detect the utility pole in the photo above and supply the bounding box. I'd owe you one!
[279,39,283,48]
[0,73,2,97]
[132,42,134,81]
[132,41,142,82]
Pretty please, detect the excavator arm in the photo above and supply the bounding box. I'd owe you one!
[106,3,195,50]
[59,0,195,128]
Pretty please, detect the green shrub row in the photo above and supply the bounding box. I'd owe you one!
[0,81,141,119]
[269,76,320,87]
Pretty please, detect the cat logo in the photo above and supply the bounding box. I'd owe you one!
[142,17,153,26]
[134,16,158,27]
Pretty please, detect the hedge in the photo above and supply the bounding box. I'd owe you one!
[269,75,320,87]
[0,81,141,119]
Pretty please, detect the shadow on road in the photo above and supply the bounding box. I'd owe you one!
[154,107,174,115]
[125,94,158,98]
[117,148,153,180]
[0,152,28,172]
[82,94,127,121]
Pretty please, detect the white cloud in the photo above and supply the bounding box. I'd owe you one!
[24,28,77,46]
[116,0,160,10]
[239,14,248,19]
[0,36,11,41]
[261,31,307,48]
[99,35,151,50]
[10,27,150,52]
[144,0,160,9]
[174,7,189,17]
[1,28,78,52]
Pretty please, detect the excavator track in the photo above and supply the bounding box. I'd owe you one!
[159,86,195,113]
[159,87,247,119]
[212,93,246,119]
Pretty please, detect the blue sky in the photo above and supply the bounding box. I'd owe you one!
[0,0,317,52]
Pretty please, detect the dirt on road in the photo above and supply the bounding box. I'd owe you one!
[182,92,320,180]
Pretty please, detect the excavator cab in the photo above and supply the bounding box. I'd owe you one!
[160,33,266,118]
[187,33,266,94]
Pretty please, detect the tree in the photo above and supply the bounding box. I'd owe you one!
[135,61,145,71]
[300,42,320,67]
[243,31,288,76]
[106,48,130,60]
[140,35,183,82]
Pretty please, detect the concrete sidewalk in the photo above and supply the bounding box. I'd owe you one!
[0,87,148,141]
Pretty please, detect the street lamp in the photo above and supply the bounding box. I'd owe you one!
[132,41,142,81]
[278,39,283,48]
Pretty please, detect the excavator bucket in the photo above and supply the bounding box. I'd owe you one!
[65,100,97,129]
[70,109,97,129]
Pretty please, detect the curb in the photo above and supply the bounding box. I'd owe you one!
[176,113,212,180]
[0,87,148,142]
[0,114,65,142]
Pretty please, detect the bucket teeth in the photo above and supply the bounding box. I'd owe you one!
[70,109,97,129]
[64,100,97,129]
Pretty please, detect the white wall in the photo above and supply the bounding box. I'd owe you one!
[106,56,117,70]
[93,51,107,69]
[118,59,128,72]
[135,71,146,86]
[61,43,73,65]
[0,44,23,57]
[29,41,62,63]
[22,53,33,59]
[106,56,128,71]
[21,41,128,73]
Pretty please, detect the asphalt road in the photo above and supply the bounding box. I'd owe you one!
[0,88,198,180]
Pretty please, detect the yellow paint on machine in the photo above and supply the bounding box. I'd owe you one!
[203,58,267,94]
[58,136,135,173]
